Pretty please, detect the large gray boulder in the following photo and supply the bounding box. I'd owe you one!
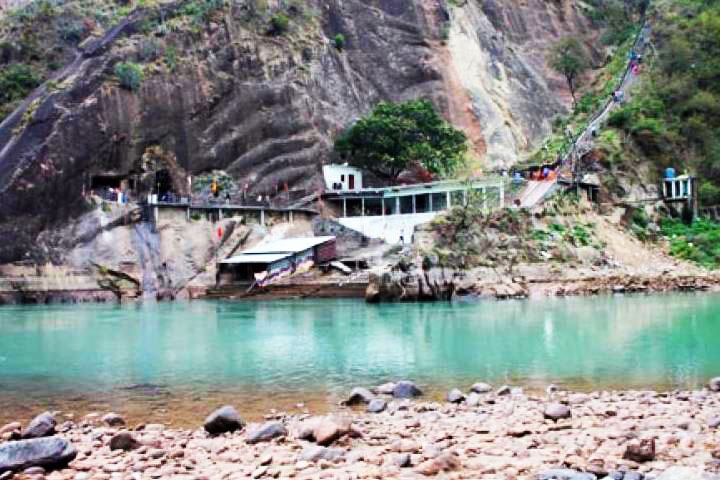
[21,412,56,439]
[392,381,423,399]
[109,432,141,451]
[0,437,77,473]
[709,377,720,392]
[343,388,374,406]
[203,406,245,435]
[246,422,287,444]
[367,398,387,413]
[446,389,465,404]
[543,403,571,421]
[471,382,492,394]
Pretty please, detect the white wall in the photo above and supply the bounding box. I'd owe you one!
[338,212,439,244]
[323,165,363,191]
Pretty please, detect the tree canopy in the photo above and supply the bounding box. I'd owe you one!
[548,37,590,106]
[335,100,468,181]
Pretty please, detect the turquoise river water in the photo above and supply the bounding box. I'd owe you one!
[1,294,719,425]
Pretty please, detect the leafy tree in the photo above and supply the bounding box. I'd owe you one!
[114,62,144,91]
[334,33,346,51]
[335,100,468,181]
[548,37,590,107]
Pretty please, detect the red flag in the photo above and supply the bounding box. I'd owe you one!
[217,226,223,239]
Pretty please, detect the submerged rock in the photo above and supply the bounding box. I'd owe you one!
[21,412,56,439]
[204,406,245,435]
[0,437,76,473]
[246,422,287,444]
[343,387,374,406]
[446,388,465,403]
[393,381,423,399]
[367,398,387,413]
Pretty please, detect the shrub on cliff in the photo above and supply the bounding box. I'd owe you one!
[114,62,144,91]
[334,33,346,50]
[270,14,289,35]
[335,100,468,181]
[0,63,41,104]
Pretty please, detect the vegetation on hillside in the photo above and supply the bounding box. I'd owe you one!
[606,0,720,204]
[335,100,468,181]
[428,191,605,270]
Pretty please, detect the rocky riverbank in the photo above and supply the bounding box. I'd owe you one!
[2,380,720,480]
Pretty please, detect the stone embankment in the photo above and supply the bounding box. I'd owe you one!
[2,379,720,479]
[366,264,720,302]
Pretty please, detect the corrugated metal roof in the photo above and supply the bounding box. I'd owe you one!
[219,253,291,264]
[242,236,335,255]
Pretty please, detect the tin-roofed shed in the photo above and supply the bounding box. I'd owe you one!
[216,236,336,287]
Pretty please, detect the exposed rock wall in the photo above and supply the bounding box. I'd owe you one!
[447,0,595,168]
[0,0,596,263]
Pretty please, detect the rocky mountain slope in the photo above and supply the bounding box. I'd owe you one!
[0,0,595,264]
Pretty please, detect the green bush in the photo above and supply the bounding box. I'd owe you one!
[0,63,41,104]
[270,13,289,34]
[114,62,144,91]
[661,217,720,268]
[333,33,346,50]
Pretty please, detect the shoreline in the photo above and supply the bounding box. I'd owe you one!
[1,271,719,304]
[2,385,719,478]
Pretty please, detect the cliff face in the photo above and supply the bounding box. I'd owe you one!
[0,0,594,263]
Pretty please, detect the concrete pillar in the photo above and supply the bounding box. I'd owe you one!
[343,198,347,217]
[260,209,265,226]
[290,211,294,224]
[186,207,190,222]
[382,198,385,216]
[412,195,416,214]
[219,208,223,221]
[395,197,400,215]
[361,197,365,217]
[447,191,451,208]
[428,193,433,212]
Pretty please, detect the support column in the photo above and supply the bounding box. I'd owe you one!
[447,191,451,208]
[382,198,385,216]
[395,197,400,215]
[219,208,223,221]
[429,193,433,212]
[260,209,265,226]
[343,198,347,217]
[290,211,294,224]
[412,195,416,214]
[361,197,365,216]
[186,207,190,222]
